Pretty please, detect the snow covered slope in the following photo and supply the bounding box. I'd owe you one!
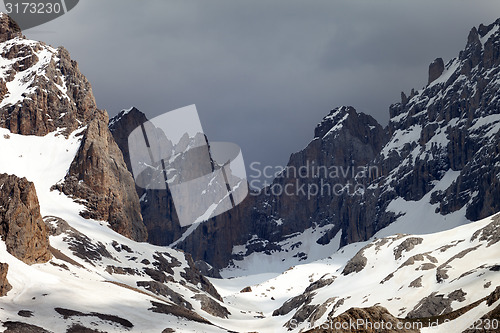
[0,127,233,332]
[218,214,500,333]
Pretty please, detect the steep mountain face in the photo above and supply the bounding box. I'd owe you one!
[110,18,500,272]
[0,111,227,333]
[0,14,146,241]
[56,108,147,241]
[109,105,387,269]
[0,18,94,136]
[249,106,387,246]
[0,173,51,264]
[109,108,184,245]
[0,13,22,43]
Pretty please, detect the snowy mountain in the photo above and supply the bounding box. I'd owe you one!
[0,11,499,333]
[210,213,500,333]
[108,17,500,276]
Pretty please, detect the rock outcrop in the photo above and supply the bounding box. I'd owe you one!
[0,38,95,137]
[0,173,51,264]
[0,262,11,296]
[56,109,147,242]
[306,306,420,333]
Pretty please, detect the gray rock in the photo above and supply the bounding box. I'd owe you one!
[407,289,467,318]
[394,237,424,260]
[192,294,230,318]
[428,58,445,84]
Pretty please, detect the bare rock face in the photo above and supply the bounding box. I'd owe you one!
[56,110,148,242]
[0,173,51,264]
[109,108,183,245]
[108,108,148,172]
[407,289,467,319]
[342,243,373,275]
[0,262,12,296]
[192,294,230,318]
[428,58,444,84]
[0,13,22,43]
[0,41,96,137]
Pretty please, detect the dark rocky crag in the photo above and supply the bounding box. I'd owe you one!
[56,109,148,241]
[0,15,147,242]
[109,108,183,245]
[383,18,500,222]
[0,173,51,264]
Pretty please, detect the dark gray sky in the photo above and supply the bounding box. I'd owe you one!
[17,0,500,185]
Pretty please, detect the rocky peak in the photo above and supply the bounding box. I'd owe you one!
[0,57,96,136]
[428,57,444,84]
[466,26,481,47]
[0,17,97,137]
[315,106,386,149]
[459,18,500,73]
[0,13,22,43]
[109,107,148,171]
[109,107,147,130]
[382,17,500,216]
[477,18,500,40]
[314,106,352,138]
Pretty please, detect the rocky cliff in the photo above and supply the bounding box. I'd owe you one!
[0,173,50,264]
[56,109,148,241]
[109,108,183,245]
[0,15,147,242]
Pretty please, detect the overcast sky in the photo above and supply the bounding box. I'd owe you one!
[16,0,500,184]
